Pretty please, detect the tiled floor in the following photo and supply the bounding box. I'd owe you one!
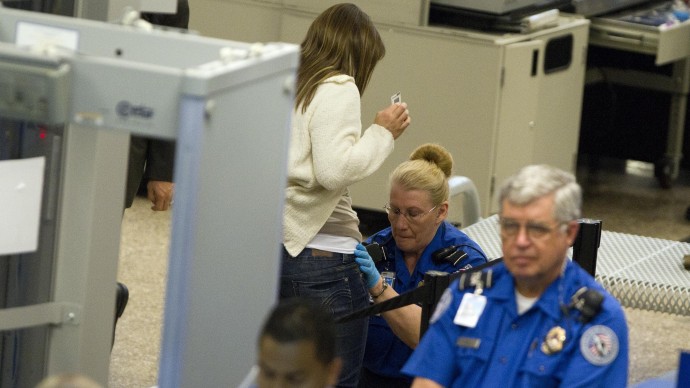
[109,158,690,387]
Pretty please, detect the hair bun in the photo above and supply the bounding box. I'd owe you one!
[409,143,453,178]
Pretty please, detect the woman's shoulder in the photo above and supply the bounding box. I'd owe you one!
[323,74,355,84]
[312,74,358,103]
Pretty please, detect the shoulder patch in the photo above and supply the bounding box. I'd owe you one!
[579,325,619,366]
[430,288,453,324]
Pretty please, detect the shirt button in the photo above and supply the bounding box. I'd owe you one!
[511,323,518,329]
[500,357,508,364]
[539,365,545,372]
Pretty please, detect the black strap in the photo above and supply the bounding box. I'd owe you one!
[336,286,427,323]
[336,258,504,324]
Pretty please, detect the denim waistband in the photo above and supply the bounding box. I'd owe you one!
[284,246,356,265]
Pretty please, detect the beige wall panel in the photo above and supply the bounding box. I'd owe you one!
[189,0,283,42]
[283,0,429,26]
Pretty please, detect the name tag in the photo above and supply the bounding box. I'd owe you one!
[457,337,481,349]
[453,293,487,328]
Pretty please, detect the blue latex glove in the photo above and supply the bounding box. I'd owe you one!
[354,243,381,289]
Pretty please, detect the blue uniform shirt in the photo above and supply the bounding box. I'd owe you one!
[362,221,488,380]
[402,260,629,388]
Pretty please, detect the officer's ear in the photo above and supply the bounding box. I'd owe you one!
[435,201,449,224]
[565,220,580,246]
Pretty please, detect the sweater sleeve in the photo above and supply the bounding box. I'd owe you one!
[308,78,394,191]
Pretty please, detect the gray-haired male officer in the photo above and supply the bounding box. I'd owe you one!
[402,164,628,387]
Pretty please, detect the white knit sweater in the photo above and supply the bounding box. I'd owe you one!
[283,74,394,256]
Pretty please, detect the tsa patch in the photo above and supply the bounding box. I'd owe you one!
[579,325,619,366]
[430,288,452,324]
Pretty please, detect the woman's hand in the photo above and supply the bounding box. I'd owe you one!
[375,102,411,140]
[354,243,381,288]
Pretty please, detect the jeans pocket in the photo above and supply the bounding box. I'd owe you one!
[292,276,354,319]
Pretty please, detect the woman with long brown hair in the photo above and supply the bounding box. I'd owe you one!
[280,3,411,387]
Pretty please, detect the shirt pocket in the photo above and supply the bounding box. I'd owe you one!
[518,351,562,388]
[454,336,494,373]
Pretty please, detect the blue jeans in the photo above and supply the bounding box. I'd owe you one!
[280,247,370,388]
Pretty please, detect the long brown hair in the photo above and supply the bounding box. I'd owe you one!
[295,3,385,113]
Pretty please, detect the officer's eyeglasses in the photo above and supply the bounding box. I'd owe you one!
[384,203,438,224]
[498,218,565,240]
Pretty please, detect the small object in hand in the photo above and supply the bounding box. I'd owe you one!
[684,255,690,271]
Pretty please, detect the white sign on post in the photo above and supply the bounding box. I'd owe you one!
[0,157,45,255]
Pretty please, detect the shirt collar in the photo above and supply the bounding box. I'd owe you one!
[486,260,573,320]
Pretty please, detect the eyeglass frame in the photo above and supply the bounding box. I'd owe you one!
[383,202,439,223]
[497,217,568,240]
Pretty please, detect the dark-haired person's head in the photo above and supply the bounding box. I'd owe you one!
[257,298,342,388]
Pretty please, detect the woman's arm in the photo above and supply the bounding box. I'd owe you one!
[308,78,398,190]
[354,244,421,348]
[368,276,422,348]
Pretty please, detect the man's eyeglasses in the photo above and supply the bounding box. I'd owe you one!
[384,203,438,223]
[498,218,565,240]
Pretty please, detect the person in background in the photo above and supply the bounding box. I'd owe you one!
[280,3,411,387]
[354,143,488,387]
[402,164,629,387]
[125,0,190,211]
[255,298,342,388]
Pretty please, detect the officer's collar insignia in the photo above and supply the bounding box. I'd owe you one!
[541,326,566,355]
[579,325,619,365]
[458,270,493,291]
